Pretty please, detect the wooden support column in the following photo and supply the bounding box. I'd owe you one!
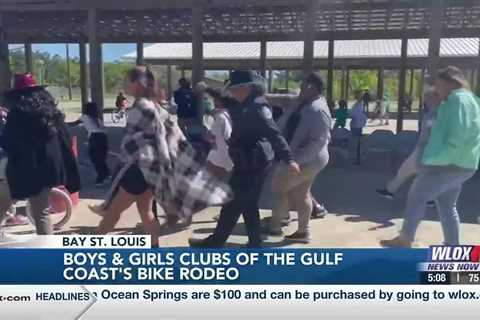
[377,66,384,100]
[25,42,33,73]
[327,38,335,110]
[259,40,267,77]
[191,3,204,86]
[345,67,350,100]
[0,14,10,102]
[340,67,346,100]
[409,68,415,97]
[302,0,317,75]
[427,1,445,79]
[136,42,144,66]
[268,69,273,93]
[79,41,88,110]
[66,43,72,100]
[469,69,475,89]
[397,37,408,133]
[88,8,104,114]
[285,70,289,92]
[167,64,172,101]
[418,68,426,111]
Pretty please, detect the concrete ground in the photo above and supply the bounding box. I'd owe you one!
[2,118,479,248]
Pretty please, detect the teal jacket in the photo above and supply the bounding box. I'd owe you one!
[422,89,480,170]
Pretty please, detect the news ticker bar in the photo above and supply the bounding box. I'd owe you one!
[1,285,480,319]
[420,272,480,285]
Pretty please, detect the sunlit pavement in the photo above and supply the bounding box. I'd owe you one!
[3,165,479,248]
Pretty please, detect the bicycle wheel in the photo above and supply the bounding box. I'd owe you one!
[49,188,73,230]
[26,187,73,231]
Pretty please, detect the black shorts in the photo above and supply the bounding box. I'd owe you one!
[119,164,150,195]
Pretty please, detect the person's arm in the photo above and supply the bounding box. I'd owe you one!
[214,115,230,156]
[295,110,331,165]
[424,95,470,166]
[3,110,23,152]
[173,91,182,106]
[66,118,82,127]
[442,95,470,149]
[256,105,294,165]
[348,103,357,118]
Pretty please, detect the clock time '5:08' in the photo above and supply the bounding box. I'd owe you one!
[424,272,449,284]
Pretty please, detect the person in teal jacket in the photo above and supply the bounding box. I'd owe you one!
[382,66,480,247]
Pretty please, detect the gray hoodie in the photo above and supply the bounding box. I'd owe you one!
[277,96,332,167]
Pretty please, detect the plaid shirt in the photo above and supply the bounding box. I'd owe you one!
[109,98,232,218]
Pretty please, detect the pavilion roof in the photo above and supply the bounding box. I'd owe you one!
[1,0,479,43]
[126,38,480,61]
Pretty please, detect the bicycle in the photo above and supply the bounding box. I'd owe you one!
[111,108,127,124]
[2,186,73,231]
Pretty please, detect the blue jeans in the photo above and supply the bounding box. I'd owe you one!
[401,166,474,244]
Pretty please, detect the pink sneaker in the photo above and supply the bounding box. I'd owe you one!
[4,215,30,227]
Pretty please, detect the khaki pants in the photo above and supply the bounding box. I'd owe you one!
[270,164,324,234]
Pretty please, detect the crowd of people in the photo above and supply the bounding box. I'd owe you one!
[0,65,479,248]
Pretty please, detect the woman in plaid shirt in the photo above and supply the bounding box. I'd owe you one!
[96,67,231,247]
[96,67,163,246]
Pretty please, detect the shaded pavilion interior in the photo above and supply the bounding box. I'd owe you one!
[1,0,480,131]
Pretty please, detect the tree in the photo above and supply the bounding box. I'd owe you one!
[104,61,134,93]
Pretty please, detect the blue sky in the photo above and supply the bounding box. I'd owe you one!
[31,43,136,62]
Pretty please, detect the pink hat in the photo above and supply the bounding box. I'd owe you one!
[8,73,46,93]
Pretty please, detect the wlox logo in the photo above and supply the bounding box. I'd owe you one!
[428,246,480,262]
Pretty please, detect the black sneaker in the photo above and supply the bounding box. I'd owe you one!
[188,237,222,248]
[427,201,436,208]
[166,214,180,228]
[245,241,263,248]
[311,204,327,219]
[376,188,395,200]
[284,231,310,244]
